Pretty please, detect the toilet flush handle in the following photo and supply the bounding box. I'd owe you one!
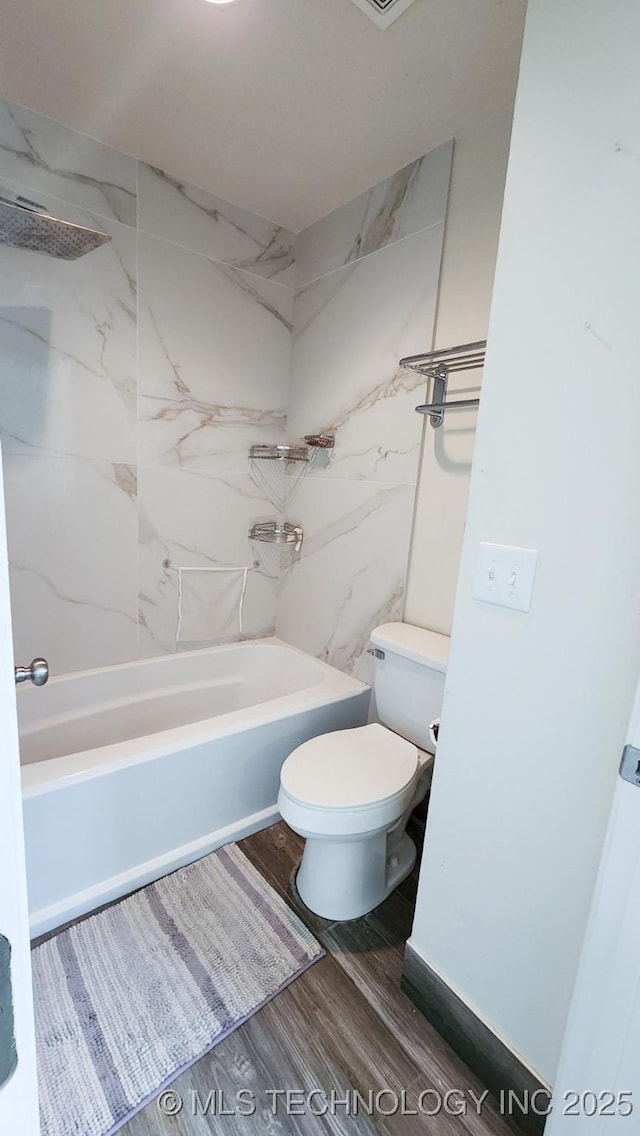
[367,648,385,660]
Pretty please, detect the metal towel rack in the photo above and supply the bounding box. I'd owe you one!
[399,340,486,428]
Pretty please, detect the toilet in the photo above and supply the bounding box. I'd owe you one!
[278,622,449,920]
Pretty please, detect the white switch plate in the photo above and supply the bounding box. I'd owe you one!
[473,543,538,612]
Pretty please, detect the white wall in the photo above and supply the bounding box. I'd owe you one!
[410,0,640,1086]
[404,102,518,634]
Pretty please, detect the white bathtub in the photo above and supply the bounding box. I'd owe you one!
[18,637,370,938]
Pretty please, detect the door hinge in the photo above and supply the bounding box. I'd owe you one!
[619,745,640,788]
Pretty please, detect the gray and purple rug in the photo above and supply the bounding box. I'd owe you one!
[32,843,323,1136]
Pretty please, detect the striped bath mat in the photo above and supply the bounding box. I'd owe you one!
[32,843,323,1136]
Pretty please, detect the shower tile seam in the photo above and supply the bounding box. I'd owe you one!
[294,217,446,291]
[0,451,137,468]
[133,463,418,491]
[136,462,277,476]
[0,170,138,236]
[136,224,296,294]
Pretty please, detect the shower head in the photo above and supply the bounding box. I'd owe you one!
[0,194,111,260]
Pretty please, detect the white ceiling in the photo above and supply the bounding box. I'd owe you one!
[0,0,527,231]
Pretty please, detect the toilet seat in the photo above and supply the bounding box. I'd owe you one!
[280,723,418,808]
[278,723,419,837]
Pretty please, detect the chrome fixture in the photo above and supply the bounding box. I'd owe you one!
[249,444,309,462]
[0,193,111,260]
[14,657,49,686]
[367,647,385,660]
[304,434,335,449]
[619,745,640,789]
[400,340,486,429]
[249,521,303,552]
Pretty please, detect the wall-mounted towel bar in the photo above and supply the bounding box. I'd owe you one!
[162,558,258,641]
[400,340,486,428]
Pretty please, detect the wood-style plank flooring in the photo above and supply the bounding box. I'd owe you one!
[115,821,514,1136]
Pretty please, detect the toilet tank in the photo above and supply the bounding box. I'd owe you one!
[369,622,449,753]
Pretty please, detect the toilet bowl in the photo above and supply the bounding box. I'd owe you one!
[278,622,449,920]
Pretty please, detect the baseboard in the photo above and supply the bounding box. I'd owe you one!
[401,942,549,1136]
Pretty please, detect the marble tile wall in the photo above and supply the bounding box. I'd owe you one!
[0,93,451,679]
[0,97,295,674]
[277,142,453,679]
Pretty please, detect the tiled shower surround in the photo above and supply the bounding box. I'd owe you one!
[0,96,451,677]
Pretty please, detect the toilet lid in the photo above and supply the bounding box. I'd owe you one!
[280,723,418,810]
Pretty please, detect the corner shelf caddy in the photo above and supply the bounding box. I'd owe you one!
[249,444,309,463]
[400,340,486,428]
[247,435,335,553]
[249,521,303,552]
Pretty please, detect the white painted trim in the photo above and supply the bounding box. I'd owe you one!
[0,440,39,1131]
[545,773,640,1131]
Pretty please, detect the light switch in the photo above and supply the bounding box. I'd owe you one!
[473,542,538,612]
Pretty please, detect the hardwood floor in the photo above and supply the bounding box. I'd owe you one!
[118,820,515,1136]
